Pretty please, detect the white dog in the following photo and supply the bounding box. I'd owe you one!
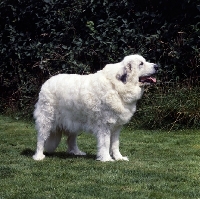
[33,54,158,162]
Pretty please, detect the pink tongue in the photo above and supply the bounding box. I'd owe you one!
[140,76,156,83]
[148,77,156,83]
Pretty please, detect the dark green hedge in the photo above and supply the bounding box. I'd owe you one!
[0,0,199,119]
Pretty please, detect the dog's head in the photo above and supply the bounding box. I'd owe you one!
[103,54,158,88]
[116,54,158,86]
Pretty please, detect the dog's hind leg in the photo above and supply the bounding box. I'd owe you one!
[32,100,55,161]
[33,120,54,160]
[44,130,62,153]
[66,133,86,156]
[33,133,46,161]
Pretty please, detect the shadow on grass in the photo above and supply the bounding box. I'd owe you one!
[21,148,96,160]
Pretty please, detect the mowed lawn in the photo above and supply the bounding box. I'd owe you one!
[0,115,200,199]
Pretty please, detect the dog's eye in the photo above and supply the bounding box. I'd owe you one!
[140,62,144,66]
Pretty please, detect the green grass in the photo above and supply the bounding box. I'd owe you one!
[0,115,200,199]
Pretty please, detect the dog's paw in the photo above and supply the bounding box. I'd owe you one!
[77,151,87,156]
[96,155,114,162]
[117,156,129,161]
[112,154,129,161]
[33,153,45,161]
[67,150,86,156]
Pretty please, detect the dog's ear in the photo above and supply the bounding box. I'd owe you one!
[126,63,132,73]
[116,63,133,84]
[116,68,128,84]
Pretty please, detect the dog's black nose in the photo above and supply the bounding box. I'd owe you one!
[154,64,159,71]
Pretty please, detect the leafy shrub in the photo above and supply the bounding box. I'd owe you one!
[128,81,200,130]
[0,0,91,115]
[0,0,199,128]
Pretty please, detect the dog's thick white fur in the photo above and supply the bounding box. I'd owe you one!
[33,54,158,162]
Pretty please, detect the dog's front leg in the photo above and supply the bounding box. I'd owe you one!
[96,129,114,162]
[110,128,129,161]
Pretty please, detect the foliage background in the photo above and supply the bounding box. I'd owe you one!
[0,0,199,129]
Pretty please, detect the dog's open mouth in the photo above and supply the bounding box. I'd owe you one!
[139,76,156,84]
